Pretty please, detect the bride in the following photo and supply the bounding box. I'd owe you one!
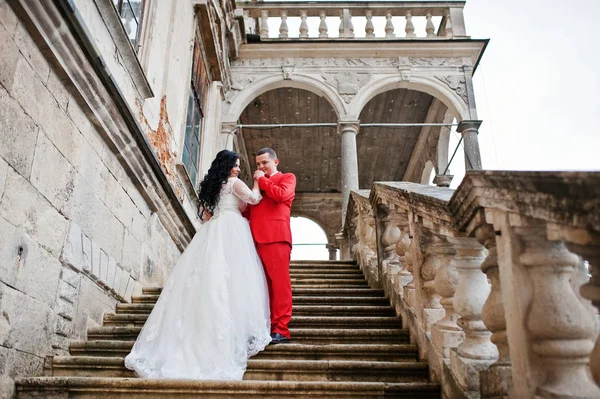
[124,150,271,380]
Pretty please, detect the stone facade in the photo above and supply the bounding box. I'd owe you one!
[0,0,238,392]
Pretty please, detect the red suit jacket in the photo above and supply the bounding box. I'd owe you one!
[247,172,296,245]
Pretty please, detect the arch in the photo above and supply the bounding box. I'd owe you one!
[291,211,337,245]
[347,75,470,122]
[224,74,346,122]
[421,161,436,185]
[290,215,332,261]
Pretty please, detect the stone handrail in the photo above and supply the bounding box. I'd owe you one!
[341,171,600,398]
[235,1,467,40]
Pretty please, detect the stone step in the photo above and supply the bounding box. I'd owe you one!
[291,270,363,276]
[291,275,368,281]
[116,304,396,316]
[47,356,429,383]
[131,295,388,306]
[69,341,418,362]
[290,260,357,266]
[86,327,410,344]
[290,268,362,274]
[141,287,383,297]
[291,279,370,286]
[102,314,401,328]
[16,377,441,398]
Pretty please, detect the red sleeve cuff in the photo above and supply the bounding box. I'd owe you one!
[258,176,269,190]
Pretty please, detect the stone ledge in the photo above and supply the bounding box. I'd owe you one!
[92,0,153,99]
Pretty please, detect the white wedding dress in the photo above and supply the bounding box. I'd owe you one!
[124,177,271,380]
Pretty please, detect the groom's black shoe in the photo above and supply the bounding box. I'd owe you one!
[270,333,290,345]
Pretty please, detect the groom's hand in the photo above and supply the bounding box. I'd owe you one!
[254,170,265,180]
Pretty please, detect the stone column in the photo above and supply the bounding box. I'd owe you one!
[220,121,237,151]
[326,244,338,260]
[339,121,360,222]
[457,120,482,170]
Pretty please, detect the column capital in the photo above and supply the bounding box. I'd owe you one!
[337,120,360,135]
[457,120,482,133]
[433,174,454,187]
[221,121,238,134]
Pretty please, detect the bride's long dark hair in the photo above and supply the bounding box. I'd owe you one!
[198,150,239,219]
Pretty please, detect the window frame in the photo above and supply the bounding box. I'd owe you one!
[112,0,145,48]
[181,29,211,189]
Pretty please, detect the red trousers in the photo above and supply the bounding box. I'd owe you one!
[256,242,292,338]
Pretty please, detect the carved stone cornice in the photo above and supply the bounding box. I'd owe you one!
[10,0,195,250]
[450,170,600,236]
[231,56,469,70]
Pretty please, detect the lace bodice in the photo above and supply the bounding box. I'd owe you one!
[212,177,262,218]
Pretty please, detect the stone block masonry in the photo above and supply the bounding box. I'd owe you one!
[0,2,182,394]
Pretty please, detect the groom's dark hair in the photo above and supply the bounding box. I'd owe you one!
[257,148,277,159]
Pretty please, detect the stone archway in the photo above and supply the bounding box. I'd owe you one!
[347,74,472,122]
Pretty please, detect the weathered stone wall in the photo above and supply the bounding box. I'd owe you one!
[0,0,208,391]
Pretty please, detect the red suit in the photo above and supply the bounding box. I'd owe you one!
[247,172,296,338]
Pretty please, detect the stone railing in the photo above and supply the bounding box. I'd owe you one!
[341,171,600,398]
[236,1,467,40]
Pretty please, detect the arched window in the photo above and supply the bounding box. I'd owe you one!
[290,217,330,260]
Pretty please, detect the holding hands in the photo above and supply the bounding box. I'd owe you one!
[254,170,266,181]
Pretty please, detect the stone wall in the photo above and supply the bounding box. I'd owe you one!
[0,0,217,392]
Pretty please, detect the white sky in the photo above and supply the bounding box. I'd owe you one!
[266,0,600,257]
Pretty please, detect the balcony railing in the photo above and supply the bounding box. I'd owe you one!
[236,1,467,40]
[340,171,600,398]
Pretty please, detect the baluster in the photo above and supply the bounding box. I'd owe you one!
[385,12,395,38]
[379,205,402,301]
[318,10,328,38]
[431,235,461,357]
[259,10,269,39]
[426,12,436,38]
[448,236,496,360]
[575,245,600,386]
[396,222,413,289]
[476,223,512,397]
[347,10,355,38]
[444,10,453,38]
[420,234,445,331]
[338,10,344,37]
[405,12,416,38]
[515,224,599,397]
[279,10,289,39]
[299,10,309,38]
[404,214,417,308]
[365,10,375,38]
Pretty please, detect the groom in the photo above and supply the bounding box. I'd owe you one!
[247,148,296,344]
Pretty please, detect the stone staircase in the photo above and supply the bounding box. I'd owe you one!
[16,260,440,398]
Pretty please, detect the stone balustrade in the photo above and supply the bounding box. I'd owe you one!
[340,171,600,398]
[236,1,467,40]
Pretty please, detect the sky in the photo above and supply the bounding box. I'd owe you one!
[264,0,600,258]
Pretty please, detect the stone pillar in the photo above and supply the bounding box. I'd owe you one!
[220,121,237,151]
[457,120,482,170]
[335,232,351,261]
[339,121,360,222]
[326,244,338,260]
